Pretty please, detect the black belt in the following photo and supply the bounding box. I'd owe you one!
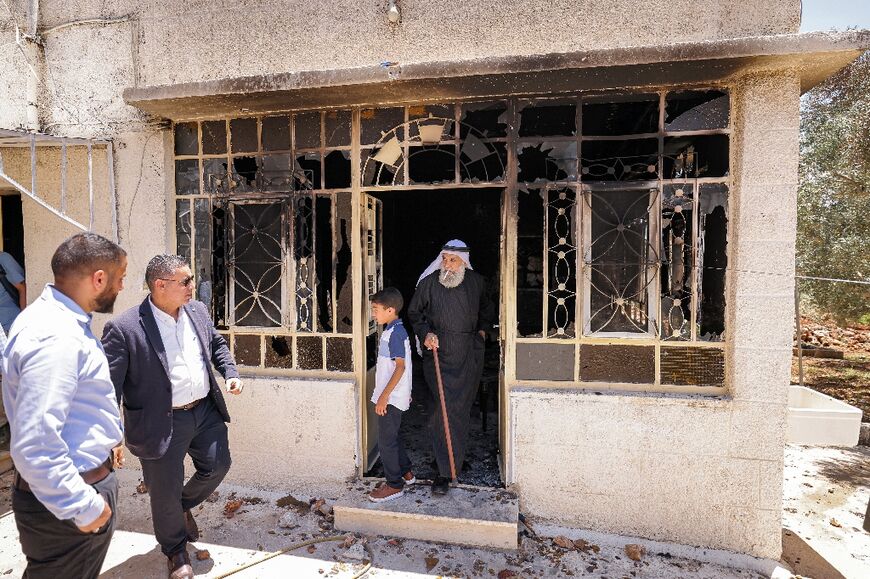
[172,397,204,411]
[14,456,113,493]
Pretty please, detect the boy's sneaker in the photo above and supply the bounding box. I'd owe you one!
[403,471,417,485]
[369,483,404,503]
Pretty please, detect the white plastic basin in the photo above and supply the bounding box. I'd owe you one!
[787,385,863,446]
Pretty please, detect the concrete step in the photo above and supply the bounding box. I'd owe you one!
[334,481,518,550]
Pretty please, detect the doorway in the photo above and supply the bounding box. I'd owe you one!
[364,187,504,487]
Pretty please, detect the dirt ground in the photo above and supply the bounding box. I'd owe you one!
[793,316,870,417]
[0,467,771,578]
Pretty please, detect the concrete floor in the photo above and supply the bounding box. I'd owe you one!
[0,444,866,577]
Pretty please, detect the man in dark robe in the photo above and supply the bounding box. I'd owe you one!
[408,240,495,495]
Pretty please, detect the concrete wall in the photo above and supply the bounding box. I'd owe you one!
[510,69,800,559]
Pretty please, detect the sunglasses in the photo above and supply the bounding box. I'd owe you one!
[159,275,194,288]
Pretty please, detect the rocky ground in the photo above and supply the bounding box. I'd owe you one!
[794,316,870,418]
[0,467,773,578]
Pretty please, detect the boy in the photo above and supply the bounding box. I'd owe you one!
[368,287,416,502]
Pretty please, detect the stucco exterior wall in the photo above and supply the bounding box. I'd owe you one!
[510,69,800,559]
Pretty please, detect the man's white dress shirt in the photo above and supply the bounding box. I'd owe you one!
[149,299,208,407]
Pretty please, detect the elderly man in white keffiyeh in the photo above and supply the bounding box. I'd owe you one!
[407,240,495,496]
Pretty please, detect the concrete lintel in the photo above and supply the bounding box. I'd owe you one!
[123,31,870,120]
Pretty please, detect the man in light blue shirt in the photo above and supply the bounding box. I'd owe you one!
[2,233,127,579]
[0,250,26,333]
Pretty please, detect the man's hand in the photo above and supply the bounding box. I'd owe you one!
[375,393,389,416]
[77,496,111,534]
[226,378,244,395]
[424,333,439,350]
[111,444,125,469]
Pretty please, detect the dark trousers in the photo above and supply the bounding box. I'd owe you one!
[865,494,870,532]
[378,404,411,489]
[141,396,231,557]
[12,470,118,579]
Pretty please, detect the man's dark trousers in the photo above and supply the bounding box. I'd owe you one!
[12,471,118,579]
[141,396,230,557]
[378,405,411,489]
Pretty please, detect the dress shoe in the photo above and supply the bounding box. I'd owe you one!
[184,510,200,542]
[432,476,450,495]
[167,550,193,579]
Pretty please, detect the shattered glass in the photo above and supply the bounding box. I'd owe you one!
[460,141,506,183]
[295,153,321,190]
[517,141,577,182]
[233,334,262,367]
[663,135,729,178]
[175,160,199,195]
[661,184,694,341]
[324,150,352,189]
[665,90,729,131]
[174,122,198,155]
[265,335,293,369]
[201,121,227,155]
[360,107,405,145]
[697,183,728,341]
[335,192,353,333]
[176,199,191,263]
[294,194,315,331]
[582,95,659,136]
[519,100,576,137]
[261,116,291,151]
[194,199,212,311]
[211,203,228,328]
[231,156,259,192]
[230,118,258,153]
[259,154,293,191]
[203,158,229,194]
[460,101,508,138]
[315,196,334,332]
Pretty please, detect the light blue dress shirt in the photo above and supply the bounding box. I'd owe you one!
[0,251,25,333]
[2,284,123,526]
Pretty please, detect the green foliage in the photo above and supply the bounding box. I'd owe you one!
[798,50,870,323]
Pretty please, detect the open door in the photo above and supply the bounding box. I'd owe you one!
[361,193,383,472]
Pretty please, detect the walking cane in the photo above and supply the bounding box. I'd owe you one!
[432,346,457,481]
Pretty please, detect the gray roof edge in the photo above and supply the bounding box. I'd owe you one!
[124,30,870,104]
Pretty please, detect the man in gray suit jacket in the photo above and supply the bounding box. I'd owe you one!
[102,255,243,579]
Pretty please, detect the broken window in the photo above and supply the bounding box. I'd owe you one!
[460,101,508,138]
[665,90,729,131]
[583,188,657,335]
[175,160,199,195]
[660,184,694,341]
[582,95,658,136]
[516,187,545,337]
[547,188,577,337]
[581,139,658,182]
[517,141,578,183]
[176,199,191,263]
[697,183,728,341]
[173,115,354,375]
[663,135,729,178]
[519,100,576,137]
